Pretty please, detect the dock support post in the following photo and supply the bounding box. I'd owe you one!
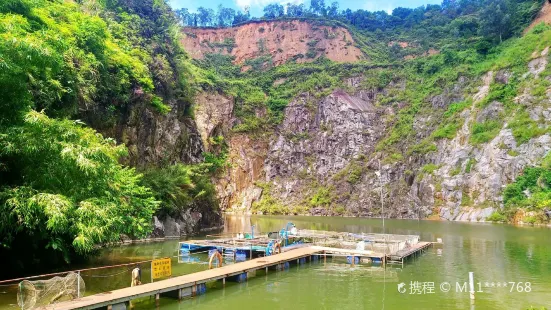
[469,272,475,300]
[223,277,226,286]
[77,270,81,298]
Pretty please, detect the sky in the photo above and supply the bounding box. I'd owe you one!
[168,0,443,17]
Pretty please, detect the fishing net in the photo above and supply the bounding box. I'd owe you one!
[17,272,85,310]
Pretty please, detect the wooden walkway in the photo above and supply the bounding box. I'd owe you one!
[388,241,432,261]
[38,247,321,310]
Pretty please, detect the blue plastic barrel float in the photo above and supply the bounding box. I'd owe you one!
[235,249,247,261]
[228,272,247,283]
[196,283,207,295]
[346,256,360,264]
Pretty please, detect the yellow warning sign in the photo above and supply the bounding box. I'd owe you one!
[151,257,171,279]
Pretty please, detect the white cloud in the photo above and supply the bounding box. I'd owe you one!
[235,0,305,10]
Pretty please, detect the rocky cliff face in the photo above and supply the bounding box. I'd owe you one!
[97,96,224,237]
[182,20,364,69]
[196,46,551,222]
[150,208,223,238]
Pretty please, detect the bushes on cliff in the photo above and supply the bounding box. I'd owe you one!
[141,163,218,216]
[503,166,551,210]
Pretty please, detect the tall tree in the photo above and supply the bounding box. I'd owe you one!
[175,8,190,25]
[392,7,413,20]
[233,7,250,25]
[216,4,235,27]
[263,3,284,19]
[197,6,215,26]
[479,0,511,42]
[310,0,326,16]
[327,1,339,17]
[287,3,306,17]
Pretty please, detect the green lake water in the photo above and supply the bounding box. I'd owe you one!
[1,215,550,309]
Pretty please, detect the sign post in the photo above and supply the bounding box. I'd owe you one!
[151,258,172,283]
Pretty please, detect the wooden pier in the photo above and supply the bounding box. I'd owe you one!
[387,241,433,266]
[30,228,436,310]
[37,247,321,310]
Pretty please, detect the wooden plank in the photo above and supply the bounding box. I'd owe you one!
[389,242,432,260]
[37,247,321,310]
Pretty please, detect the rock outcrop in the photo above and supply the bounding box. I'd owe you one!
[200,47,551,222]
[101,99,204,167]
[150,208,223,238]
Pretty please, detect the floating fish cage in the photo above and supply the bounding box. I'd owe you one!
[291,230,420,256]
[177,223,426,266]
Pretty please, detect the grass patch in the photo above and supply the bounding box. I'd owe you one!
[465,158,476,173]
[508,110,547,145]
[421,163,439,174]
[470,120,501,144]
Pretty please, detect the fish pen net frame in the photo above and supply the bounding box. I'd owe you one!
[17,272,85,310]
[296,230,420,255]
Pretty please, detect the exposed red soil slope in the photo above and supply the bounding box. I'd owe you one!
[525,0,551,33]
[182,20,364,67]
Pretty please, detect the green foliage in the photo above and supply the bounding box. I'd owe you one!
[487,211,507,222]
[0,0,212,277]
[421,164,439,174]
[408,139,437,155]
[141,163,218,216]
[0,111,159,262]
[480,82,517,108]
[347,164,363,184]
[0,0,193,126]
[461,190,473,206]
[202,149,230,174]
[444,100,472,118]
[252,183,292,215]
[470,121,502,144]
[503,167,551,210]
[209,38,236,53]
[309,187,333,207]
[465,158,476,173]
[432,122,460,140]
[151,95,172,114]
[508,110,547,145]
[383,152,404,164]
[450,167,461,176]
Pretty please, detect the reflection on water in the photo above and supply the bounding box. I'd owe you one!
[1,215,550,310]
